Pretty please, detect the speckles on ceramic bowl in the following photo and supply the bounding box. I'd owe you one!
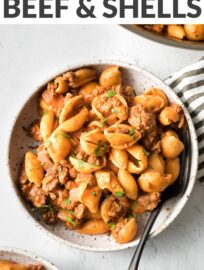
[7,60,198,252]
[0,247,59,270]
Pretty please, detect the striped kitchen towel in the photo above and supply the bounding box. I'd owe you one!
[165,57,204,183]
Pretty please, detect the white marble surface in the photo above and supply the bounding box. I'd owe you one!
[0,25,204,270]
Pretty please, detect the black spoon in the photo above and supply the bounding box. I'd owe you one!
[128,127,192,270]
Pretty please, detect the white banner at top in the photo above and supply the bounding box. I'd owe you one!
[0,0,203,24]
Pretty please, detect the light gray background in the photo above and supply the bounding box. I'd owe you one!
[0,25,203,270]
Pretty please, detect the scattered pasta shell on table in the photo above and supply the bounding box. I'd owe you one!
[80,128,108,156]
[60,106,89,133]
[165,157,181,185]
[46,129,71,163]
[40,110,55,141]
[148,153,165,174]
[95,170,123,195]
[117,169,138,200]
[77,219,109,235]
[92,93,128,125]
[99,66,122,88]
[59,95,84,124]
[126,145,148,174]
[184,24,204,41]
[144,88,168,107]
[69,68,97,88]
[112,218,137,244]
[104,124,141,150]
[161,132,184,159]
[69,156,106,173]
[133,94,165,112]
[25,151,44,187]
[54,76,69,94]
[109,149,128,170]
[138,169,172,193]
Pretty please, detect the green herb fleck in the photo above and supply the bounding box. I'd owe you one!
[115,191,124,197]
[128,128,138,140]
[92,191,97,197]
[31,204,56,214]
[64,198,72,205]
[58,167,63,174]
[108,222,116,230]
[111,108,120,114]
[45,140,51,148]
[107,89,116,99]
[100,117,108,128]
[44,111,49,116]
[61,133,72,139]
[95,141,101,157]
[66,216,76,226]
[103,142,108,154]
[147,166,154,170]
[144,149,150,156]
[66,210,76,217]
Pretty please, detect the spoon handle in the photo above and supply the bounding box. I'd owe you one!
[128,203,163,270]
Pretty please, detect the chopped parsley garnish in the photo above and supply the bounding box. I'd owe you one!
[31,204,56,214]
[107,89,116,99]
[64,198,72,205]
[44,111,49,116]
[115,191,124,197]
[144,149,150,156]
[92,191,97,197]
[66,210,76,217]
[66,216,76,226]
[108,222,116,230]
[58,167,63,174]
[45,140,51,148]
[103,142,108,154]
[147,165,154,170]
[61,133,72,139]
[95,141,102,157]
[128,128,138,140]
[100,117,108,128]
[111,108,120,114]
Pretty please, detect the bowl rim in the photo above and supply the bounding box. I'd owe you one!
[122,25,204,51]
[0,246,59,269]
[7,59,199,252]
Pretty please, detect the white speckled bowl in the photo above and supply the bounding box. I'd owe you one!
[0,247,59,269]
[8,61,198,252]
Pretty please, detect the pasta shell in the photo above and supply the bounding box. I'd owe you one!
[79,82,99,106]
[126,145,148,174]
[80,128,108,156]
[46,129,71,163]
[100,196,115,223]
[95,170,123,195]
[117,169,138,200]
[112,218,137,244]
[77,183,102,213]
[104,124,141,150]
[138,169,172,193]
[99,66,122,88]
[25,151,44,187]
[161,133,184,159]
[133,94,165,112]
[59,95,84,124]
[60,107,89,133]
[144,88,168,107]
[70,68,97,88]
[92,94,128,125]
[77,219,109,235]
[165,158,180,185]
[148,153,165,173]
[69,156,106,173]
[109,149,128,169]
[54,76,69,94]
[40,110,55,141]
